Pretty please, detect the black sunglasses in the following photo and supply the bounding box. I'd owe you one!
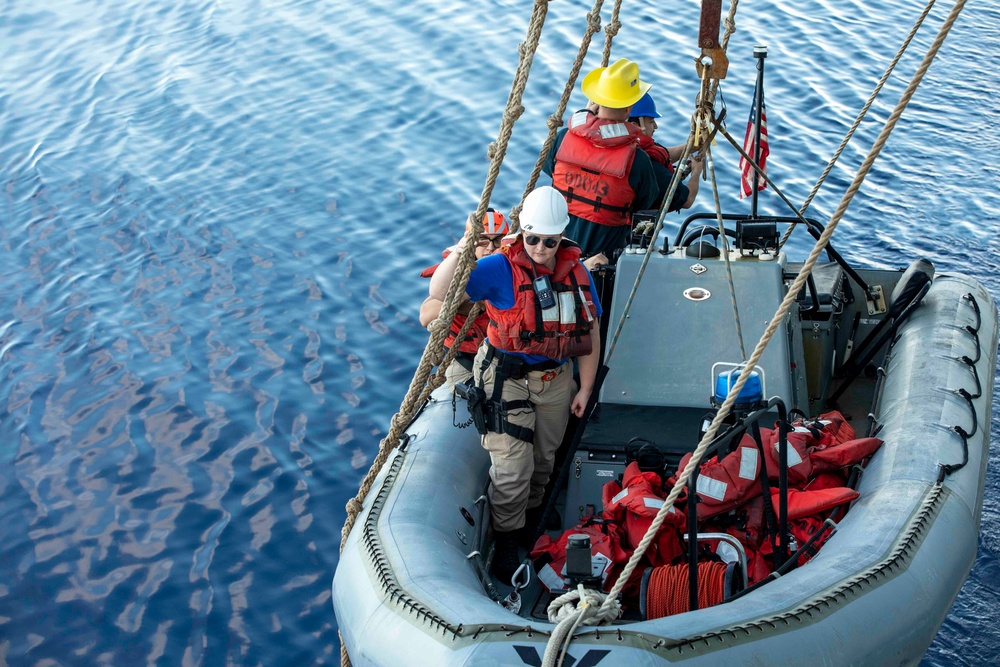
[524,235,560,249]
[476,234,504,248]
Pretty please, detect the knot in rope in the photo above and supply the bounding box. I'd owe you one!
[586,11,602,33]
[542,585,620,667]
[604,19,621,39]
[508,203,523,231]
[546,114,564,131]
[486,142,497,159]
[345,497,363,516]
[546,585,619,624]
[505,104,525,124]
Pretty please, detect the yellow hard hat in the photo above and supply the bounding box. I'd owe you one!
[581,58,651,109]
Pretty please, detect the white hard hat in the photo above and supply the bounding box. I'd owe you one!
[520,186,569,236]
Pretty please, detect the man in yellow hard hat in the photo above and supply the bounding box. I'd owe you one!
[543,58,697,268]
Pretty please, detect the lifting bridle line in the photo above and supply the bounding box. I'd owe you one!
[516,0,616,228]
[707,139,748,361]
[779,0,940,249]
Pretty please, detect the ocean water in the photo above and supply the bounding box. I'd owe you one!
[0,0,997,664]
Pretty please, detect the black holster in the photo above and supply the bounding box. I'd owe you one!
[455,380,490,436]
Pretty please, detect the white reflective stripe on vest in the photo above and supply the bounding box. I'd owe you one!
[611,487,630,505]
[776,439,804,466]
[540,292,579,325]
[699,476,728,502]
[599,122,629,139]
[739,447,759,480]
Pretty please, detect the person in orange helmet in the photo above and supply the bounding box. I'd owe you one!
[419,208,510,388]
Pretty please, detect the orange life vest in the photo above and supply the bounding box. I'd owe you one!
[676,435,764,521]
[603,462,684,566]
[421,252,489,354]
[485,238,595,360]
[530,517,629,592]
[809,437,883,473]
[637,134,673,171]
[552,111,641,227]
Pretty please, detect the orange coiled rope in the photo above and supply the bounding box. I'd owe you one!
[645,561,728,620]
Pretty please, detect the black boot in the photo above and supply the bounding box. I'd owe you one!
[492,531,522,584]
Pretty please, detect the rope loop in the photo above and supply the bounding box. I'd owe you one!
[427,317,451,335]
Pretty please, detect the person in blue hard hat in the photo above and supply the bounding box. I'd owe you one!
[628,92,702,215]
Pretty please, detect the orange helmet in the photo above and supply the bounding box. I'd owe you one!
[467,208,510,235]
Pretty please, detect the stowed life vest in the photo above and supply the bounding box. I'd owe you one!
[486,238,595,360]
[530,517,629,592]
[636,134,673,171]
[552,111,642,227]
[809,437,883,473]
[675,435,764,521]
[603,461,685,566]
[420,252,489,354]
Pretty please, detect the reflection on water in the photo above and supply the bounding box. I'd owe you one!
[0,0,998,664]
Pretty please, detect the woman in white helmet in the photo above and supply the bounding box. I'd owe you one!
[428,186,602,581]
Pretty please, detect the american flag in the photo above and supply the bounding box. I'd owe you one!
[739,82,769,199]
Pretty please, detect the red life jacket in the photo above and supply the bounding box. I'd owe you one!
[530,517,629,592]
[809,437,883,473]
[552,111,641,227]
[603,462,684,566]
[787,410,856,448]
[774,486,859,521]
[420,252,489,354]
[675,435,764,521]
[636,134,673,171]
[762,426,815,487]
[486,238,595,360]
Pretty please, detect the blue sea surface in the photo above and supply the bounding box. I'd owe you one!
[0,0,998,664]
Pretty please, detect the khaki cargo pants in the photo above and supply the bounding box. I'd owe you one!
[472,345,575,532]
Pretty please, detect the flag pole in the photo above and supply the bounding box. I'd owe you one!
[751,45,767,218]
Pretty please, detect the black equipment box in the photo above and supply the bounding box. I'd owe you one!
[563,447,628,526]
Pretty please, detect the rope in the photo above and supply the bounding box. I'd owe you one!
[605,69,712,362]
[598,0,969,621]
[601,0,623,67]
[778,0,939,248]
[337,2,554,663]
[707,144,747,360]
[516,0,612,226]
[542,584,621,667]
[645,561,728,619]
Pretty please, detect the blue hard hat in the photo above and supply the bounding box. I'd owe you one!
[630,92,660,119]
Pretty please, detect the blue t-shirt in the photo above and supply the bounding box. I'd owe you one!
[466,253,603,363]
